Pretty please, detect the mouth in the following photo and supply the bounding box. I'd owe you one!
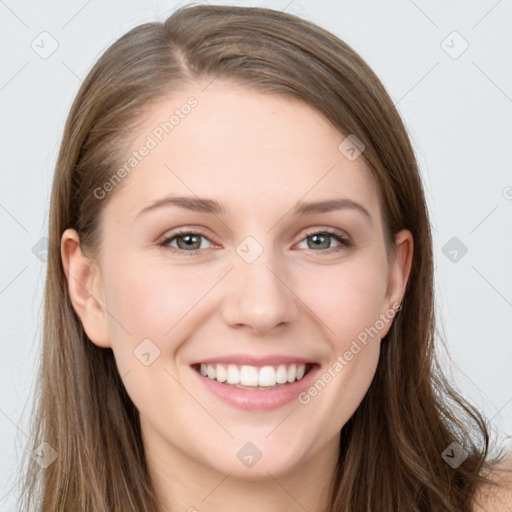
[189,352,321,410]
[191,362,315,390]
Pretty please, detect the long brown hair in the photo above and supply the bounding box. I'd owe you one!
[19,4,507,511]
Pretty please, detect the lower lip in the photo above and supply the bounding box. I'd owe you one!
[191,365,319,411]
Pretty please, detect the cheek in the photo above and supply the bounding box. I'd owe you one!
[302,258,389,346]
[296,264,386,434]
[101,262,212,409]
[102,258,215,354]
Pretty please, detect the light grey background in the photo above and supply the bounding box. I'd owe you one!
[1,0,511,509]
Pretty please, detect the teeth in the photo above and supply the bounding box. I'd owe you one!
[198,362,309,387]
[258,366,276,386]
[216,364,227,383]
[287,364,296,382]
[227,364,240,384]
[240,365,259,386]
[276,364,288,384]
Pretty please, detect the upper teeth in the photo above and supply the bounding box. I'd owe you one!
[199,363,307,387]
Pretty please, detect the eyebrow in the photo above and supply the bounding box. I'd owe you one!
[136,196,372,223]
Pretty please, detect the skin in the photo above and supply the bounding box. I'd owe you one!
[474,453,512,511]
[62,80,414,512]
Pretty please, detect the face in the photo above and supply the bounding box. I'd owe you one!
[63,80,412,481]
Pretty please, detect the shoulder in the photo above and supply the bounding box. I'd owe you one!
[473,453,512,512]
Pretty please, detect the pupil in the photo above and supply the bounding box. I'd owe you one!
[179,234,200,250]
[309,234,329,249]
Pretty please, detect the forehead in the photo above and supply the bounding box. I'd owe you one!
[104,81,382,224]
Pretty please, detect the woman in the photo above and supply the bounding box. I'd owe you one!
[19,4,511,511]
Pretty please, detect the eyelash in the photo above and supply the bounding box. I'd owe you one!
[158,228,352,256]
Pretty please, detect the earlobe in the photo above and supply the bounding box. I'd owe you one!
[60,228,111,348]
[380,229,414,337]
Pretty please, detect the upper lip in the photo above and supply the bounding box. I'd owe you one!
[190,354,317,367]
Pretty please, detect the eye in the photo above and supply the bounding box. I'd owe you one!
[159,228,352,256]
[296,228,352,254]
[159,229,215,254]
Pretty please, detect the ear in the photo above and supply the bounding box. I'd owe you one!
[379,229,414,338]
[60,228,111,348]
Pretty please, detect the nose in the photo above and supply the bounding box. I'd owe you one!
[221,246,300,336]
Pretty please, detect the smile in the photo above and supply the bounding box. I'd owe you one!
[194,362,311,389]
[190,359,320,410]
